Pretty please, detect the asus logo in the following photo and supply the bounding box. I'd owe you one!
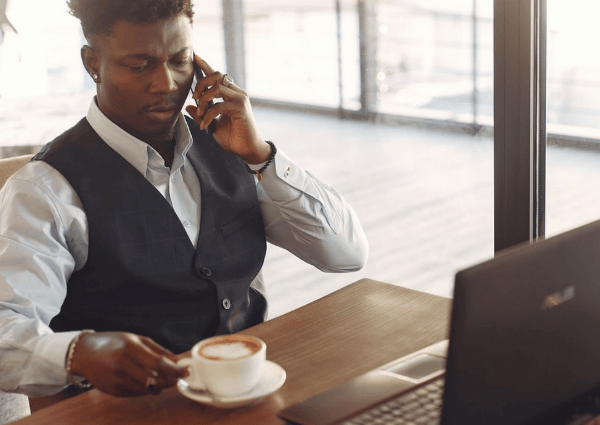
[541,286,575,310]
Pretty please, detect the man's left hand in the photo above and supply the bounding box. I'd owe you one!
[185,55,271,165]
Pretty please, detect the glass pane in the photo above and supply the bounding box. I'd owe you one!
[245,0,494,316]
[374,0,493,127]
[0,0,85,153]
[0,0,224,151]
[546,0,600,236]
[192,2,226,75]
[244,0,351,107]
[1,0,81,98]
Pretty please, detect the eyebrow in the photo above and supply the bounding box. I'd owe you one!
[120,47,192,61]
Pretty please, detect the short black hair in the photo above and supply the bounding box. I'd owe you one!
[67,0,194,43]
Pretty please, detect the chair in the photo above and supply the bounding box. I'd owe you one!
[0,154,33,424]
[0,154,33,189]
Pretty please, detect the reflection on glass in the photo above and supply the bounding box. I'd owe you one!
[546,0,600,236]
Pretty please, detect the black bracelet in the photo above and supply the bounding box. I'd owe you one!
[245,141,277,181]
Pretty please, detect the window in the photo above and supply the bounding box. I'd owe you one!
[495,0,600,249]
[546,0,600,237]
[0,1,501,317]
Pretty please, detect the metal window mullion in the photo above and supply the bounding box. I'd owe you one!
[336,0,344,115]
[533,0,547,240]
[358,0,377,115]
[473,0,478,129]
[494,0,546,253]
[222,0,246,89]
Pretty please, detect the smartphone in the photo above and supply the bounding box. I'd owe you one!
[191,56,215,135]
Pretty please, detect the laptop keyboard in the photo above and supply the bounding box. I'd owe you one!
[339,377,444,425]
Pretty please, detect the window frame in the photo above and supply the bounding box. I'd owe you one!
[493,0,547,252]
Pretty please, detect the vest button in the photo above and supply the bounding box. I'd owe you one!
[222,298,231,310]
[201,267,212,277]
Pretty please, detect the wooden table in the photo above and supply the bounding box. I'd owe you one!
[15,278,451,425]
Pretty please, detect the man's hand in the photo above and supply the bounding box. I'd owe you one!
[68,332,186,397]
[185,55,271,165]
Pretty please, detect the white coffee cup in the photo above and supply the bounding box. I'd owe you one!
[177,334,266,398]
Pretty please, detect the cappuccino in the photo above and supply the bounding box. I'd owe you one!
[179,334,267,397]
[199,335,262,361]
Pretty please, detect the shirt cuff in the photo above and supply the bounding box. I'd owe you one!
[246,161,266,171]
[252,147,299,188]
[26,331,81,388]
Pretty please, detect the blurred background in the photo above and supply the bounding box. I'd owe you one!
[1,0,599,318]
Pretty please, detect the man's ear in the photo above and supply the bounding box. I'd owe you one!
[81,45,100,82]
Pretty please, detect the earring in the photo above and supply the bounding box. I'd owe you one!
[92,74,99,81]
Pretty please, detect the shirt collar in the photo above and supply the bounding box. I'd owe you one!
[86,98,193,176]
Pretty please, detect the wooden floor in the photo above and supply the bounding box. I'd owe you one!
[2,92,600,320]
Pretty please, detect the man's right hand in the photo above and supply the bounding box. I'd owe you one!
[68,332,186,397]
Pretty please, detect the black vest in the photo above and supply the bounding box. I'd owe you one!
[33,117,267,353]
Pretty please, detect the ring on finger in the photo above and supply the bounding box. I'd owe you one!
[145,376,158,391]
[223,74,234,87]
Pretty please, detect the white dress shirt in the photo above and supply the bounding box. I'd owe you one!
[0,100,368,397]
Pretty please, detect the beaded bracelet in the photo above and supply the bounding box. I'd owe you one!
[245,141,277,181]
[65,329,95,388]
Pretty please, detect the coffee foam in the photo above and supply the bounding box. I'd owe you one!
[199,340,259,360]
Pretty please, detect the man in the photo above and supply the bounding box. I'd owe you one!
[0,0,368,400]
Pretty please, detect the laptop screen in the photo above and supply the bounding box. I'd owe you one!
[442,218,600,424]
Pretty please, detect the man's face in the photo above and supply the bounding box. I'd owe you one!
[93,16,194,144]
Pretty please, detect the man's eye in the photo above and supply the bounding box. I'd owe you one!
[129,64,149,73]
[172,58,191,67]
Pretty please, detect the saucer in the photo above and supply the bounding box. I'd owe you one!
[177,360,286,408]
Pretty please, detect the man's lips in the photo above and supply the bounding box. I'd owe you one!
[147,103,179,113]
[145,104,179,122]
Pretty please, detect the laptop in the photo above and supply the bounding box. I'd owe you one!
[279,218,600,425]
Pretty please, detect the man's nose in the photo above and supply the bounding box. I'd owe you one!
[150,64,178,93]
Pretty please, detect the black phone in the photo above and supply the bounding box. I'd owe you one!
[191,56,215,135]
